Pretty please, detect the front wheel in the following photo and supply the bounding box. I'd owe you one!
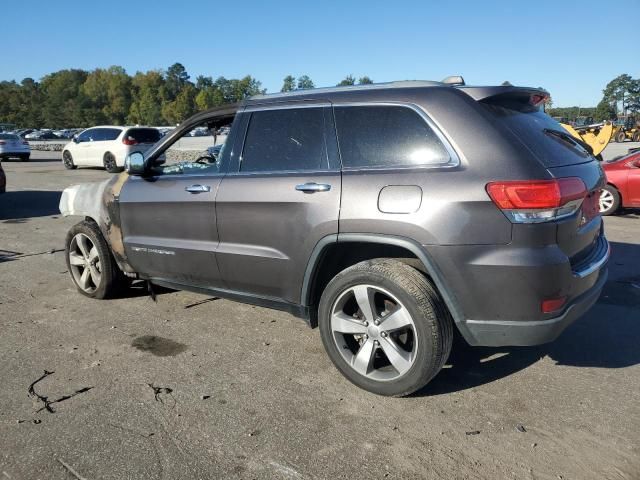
[63,151,76,170]
[615,131,626,143]
[65,220,125,299]
[599,185,620,216]
[318,259,453,397]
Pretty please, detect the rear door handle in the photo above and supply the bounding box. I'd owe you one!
[295,183,331,193]
[185,184,211,194]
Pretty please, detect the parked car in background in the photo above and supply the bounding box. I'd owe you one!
[25,130,58,140]
[599,151,640,215]
[0,133,30,161]
[62,126,161,173]
[0,158,5,193]
[54,129,74,139]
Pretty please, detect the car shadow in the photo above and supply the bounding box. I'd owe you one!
[416,240,640,396]
[0,190,62,220]
[1,157,61,163]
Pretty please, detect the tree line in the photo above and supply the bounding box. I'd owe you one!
[547,73,640,122]
[0,64,375,129]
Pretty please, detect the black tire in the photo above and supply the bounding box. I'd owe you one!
[599,184,621,216]
[103,152,119,173]
[615,131,626,143]
[318,259,453,397]
[63,150,77,170]
[65,220,125,299]
[20,154,30,162]
[632,131,640,142]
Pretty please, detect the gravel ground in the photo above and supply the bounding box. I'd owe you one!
[0,150,639,479]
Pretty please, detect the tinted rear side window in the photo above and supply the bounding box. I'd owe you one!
[334,105,451,169]
[102,128,122,141]
[483,105,591,167]
[0,134,18,140]
[127,128,161,143]
[241,108,327,172]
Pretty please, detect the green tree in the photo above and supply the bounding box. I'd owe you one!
[281,75,296,92]
[128,70,166,125]
[162,83,197,124]
[164,62,191,101]
[594,99,616,121]
[297,75,314,90]
[40,69,90,127]
[602,74,633,114]
[358,76,373,85]
[337,75,356,86]
[82,66,132,125]
[195,75,214,90]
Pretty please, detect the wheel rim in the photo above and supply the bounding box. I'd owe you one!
[63,152,73,168]
[330,285,417,381]
[599,189,614,212]
[105,154,116,171]
[68,233,102,293]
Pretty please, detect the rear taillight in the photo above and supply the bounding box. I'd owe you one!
[22,140,29,145]
[486,177,587,223]
[0,141,5,145]
[122,136,137,145]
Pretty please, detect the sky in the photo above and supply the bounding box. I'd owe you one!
[2,0,639,107]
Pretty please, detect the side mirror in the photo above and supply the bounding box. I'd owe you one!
[72,136,79,143]
[125,151,146,175]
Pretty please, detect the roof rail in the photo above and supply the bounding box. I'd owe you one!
[249,80,447,100]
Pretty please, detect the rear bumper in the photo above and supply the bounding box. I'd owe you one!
[426,234,610,347]
[462,267,607,346]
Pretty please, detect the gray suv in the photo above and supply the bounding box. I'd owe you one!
[59,79,609,396]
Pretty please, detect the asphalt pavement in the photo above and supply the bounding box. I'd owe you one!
[0,148,639,479]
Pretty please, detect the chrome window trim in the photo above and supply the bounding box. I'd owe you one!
[244,102,331,113]
[331,101,461,171]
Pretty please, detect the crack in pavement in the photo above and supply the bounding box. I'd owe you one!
[28,370,93,414]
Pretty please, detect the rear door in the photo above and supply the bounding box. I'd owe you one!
[215,104,341,304]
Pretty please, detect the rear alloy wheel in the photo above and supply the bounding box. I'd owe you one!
[103,152,119,173]
[599,185,620,215]
[65,220,124,299]
[63,151,76,170]
[319,259,453,397]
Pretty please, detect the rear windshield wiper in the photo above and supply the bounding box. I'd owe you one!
[543,128,593,156]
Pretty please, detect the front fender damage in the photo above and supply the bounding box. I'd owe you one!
[59,172,134,274]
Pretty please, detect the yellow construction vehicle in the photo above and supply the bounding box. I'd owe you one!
[612,116,640,143]
[560,121,613,160]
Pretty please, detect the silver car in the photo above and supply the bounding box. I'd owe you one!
[0,133,30,161]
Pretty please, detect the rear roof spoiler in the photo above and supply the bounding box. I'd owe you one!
[458,85,550,103]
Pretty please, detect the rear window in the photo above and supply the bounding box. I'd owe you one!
[334,105,451,169]
[483,105,592,167]
[0,134,18,140]
[126,128,161,144]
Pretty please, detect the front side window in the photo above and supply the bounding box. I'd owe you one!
[151,121,229,176]
[241,107,327,172]
[77,129,93,142]
[334,105,451,169]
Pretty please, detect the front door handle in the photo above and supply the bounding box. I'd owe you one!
[185,184,211,194]
[295,182,331,193]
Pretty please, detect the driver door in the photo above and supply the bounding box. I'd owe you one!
[118,122,226,288]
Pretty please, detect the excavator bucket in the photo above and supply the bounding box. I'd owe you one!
[560,122,613,157]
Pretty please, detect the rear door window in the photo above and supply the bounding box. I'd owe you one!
[240,107,328,172]
[126,128,160,144]
[0,134,18,140]
[334,105,452,169]
[102,128,122,141]
[483,104,592,167]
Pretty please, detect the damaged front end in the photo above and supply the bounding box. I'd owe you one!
[59,173,135,274]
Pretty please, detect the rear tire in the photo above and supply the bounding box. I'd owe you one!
[103,152,119,173]
[599,185,620,216]
[318,259,453,397]
[20,154,30,162]
[63,150,76,170]
[632,131,640,142]
[65,220,125,299]
[615,131,626,143]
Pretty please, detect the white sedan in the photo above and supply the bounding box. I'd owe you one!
[62,126,161,172]
[0,133,30,161]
